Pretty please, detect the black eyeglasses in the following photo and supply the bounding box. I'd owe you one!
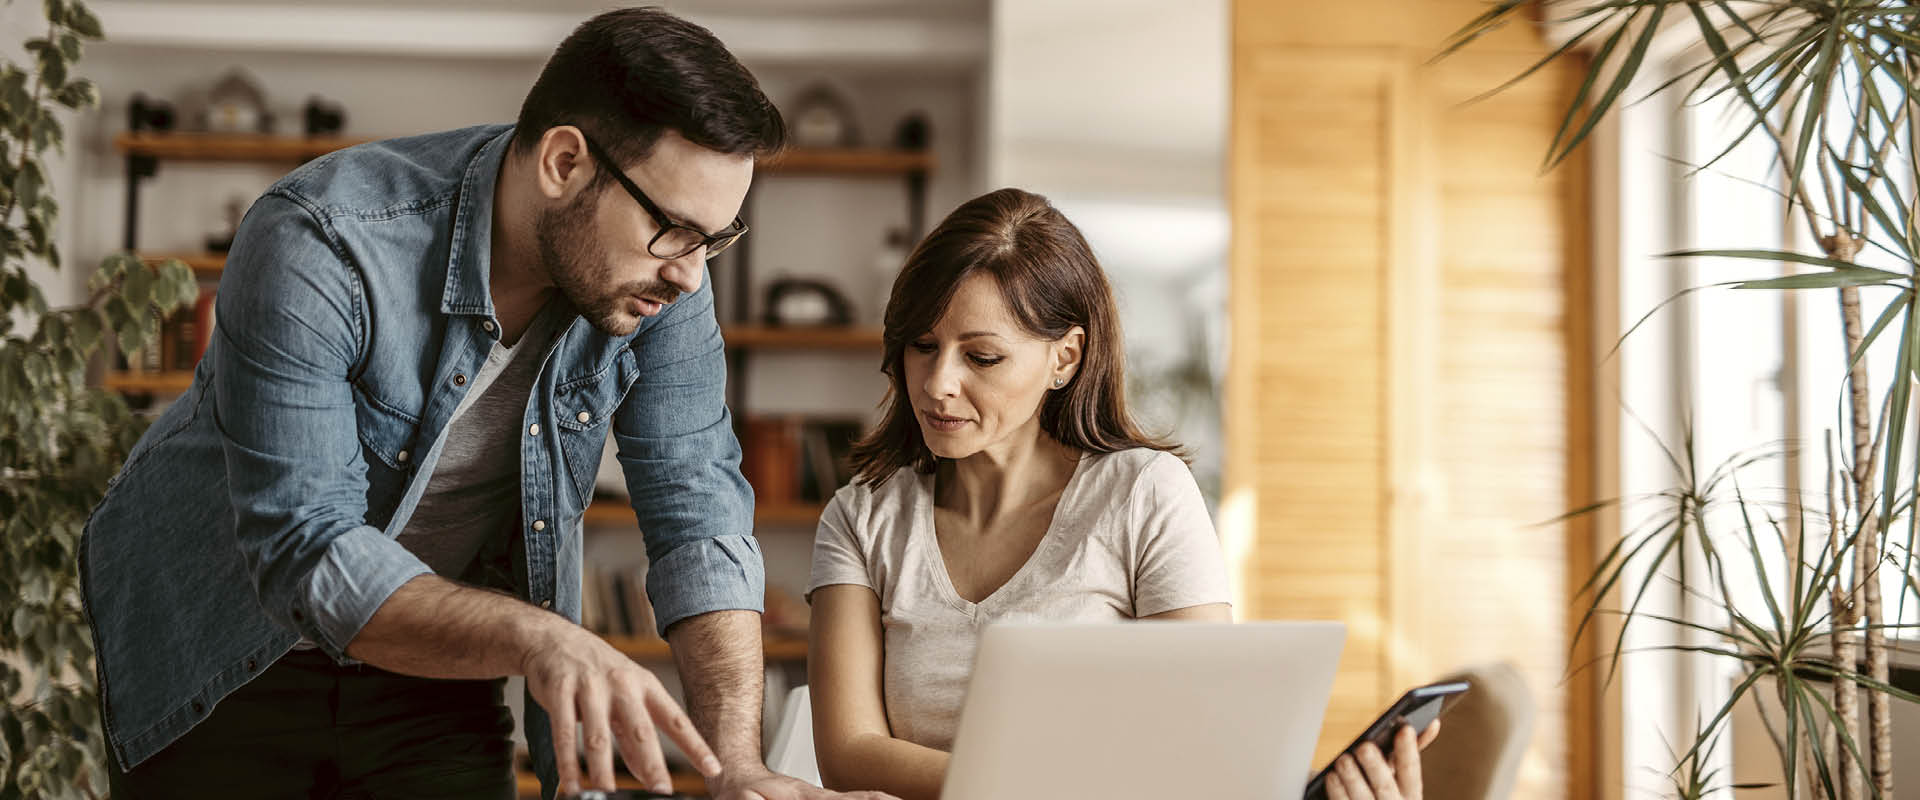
[579,133,748,260]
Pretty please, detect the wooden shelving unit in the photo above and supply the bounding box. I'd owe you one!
[722,324,883,350]
[116,132,930,173]
[115,131,370,163]
[103,369,194,394]
[138,252,225,277]
[762,147,935,175]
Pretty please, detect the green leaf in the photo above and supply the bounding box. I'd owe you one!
[101,295,130,328]
[120,265,152,308]
[1556,3,1667,168]
[1788,19,1843,210]
[1733,272,1902,290]
[55,32,80,62]
[51,79,94,110]
[37,49,67,93]
[1848,291,1911,374]
[69,311,101,355]
[1664,247,1912,277]
[1,67,31,115]
[159,261,197,310]
[1545,9,1634,169]
[12,165,42,212]
[116,322,145,358]
[65,2,103,38]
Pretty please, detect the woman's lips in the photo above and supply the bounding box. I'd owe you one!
[923,412,969,432]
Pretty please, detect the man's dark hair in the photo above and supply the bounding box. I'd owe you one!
[513,7,786,171]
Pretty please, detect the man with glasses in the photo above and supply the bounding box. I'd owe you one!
[83,9,892,800]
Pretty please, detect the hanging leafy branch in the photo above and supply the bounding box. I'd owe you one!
[1,0,196,797]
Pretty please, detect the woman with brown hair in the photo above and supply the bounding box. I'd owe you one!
[805,188,1432,800]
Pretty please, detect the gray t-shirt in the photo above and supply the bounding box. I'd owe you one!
[294,312,557,651]
[396,310,559,579]
[807,448,1232,750]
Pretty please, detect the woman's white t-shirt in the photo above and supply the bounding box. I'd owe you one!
[806,447,1232,750]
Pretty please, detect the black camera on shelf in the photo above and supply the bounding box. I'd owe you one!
[303,95,347,137]
[127,92,176,133]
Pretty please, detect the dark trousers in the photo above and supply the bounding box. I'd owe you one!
[106,648,517,800]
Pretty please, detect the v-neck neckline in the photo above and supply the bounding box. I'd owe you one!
[917,453,1089,612]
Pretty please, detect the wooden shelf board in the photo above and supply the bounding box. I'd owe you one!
[762,147,934,175]
[586,498,823,528]
[118,133,928,178]
[600,633,808,663]
[139,252,226,277]
[755,502,827,526]
[721,325,883,350]
[104,370,193,394]
[116,131,370,162]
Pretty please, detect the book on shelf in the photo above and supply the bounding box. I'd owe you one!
[743,416,864,506]
[584,562,665,643]
[797,419,863,503]
[119,287,217,377]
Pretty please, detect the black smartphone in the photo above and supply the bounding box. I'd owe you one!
[554,791,677,800]
[1301,680,1470,800]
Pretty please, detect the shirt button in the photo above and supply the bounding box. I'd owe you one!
[452,373,467,386]
[532,519,546,532]
[540,599,553,609]
[528,423,541,436]
[395,449,410,463]
[481,320,496,333]
[576,410,591,424]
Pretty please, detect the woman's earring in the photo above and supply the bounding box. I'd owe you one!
[1052,377,1066,388]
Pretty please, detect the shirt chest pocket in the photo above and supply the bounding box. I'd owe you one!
[552,347,641,502]
[353,394,422,529]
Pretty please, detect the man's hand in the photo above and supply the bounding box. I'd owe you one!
[523,624,724,796]
[708,763,901,800]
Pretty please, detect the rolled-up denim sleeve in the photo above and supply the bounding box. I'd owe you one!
[211,191,431,661]
[613,273,764,635]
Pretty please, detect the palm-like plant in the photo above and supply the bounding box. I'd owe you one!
[1444,2,1920,798]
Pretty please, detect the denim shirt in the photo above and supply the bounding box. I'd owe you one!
[80,125,763,793]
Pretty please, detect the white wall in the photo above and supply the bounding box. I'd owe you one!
[985,0,1229,496]
[4,1,88,310]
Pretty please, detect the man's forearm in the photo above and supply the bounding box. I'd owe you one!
[668,609,766,769]
[347,573,558,679]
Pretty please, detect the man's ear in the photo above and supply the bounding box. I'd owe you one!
[533,125,591,201]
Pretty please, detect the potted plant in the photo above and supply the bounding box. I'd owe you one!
[1444,2,1920,797]
[2,0,196,796]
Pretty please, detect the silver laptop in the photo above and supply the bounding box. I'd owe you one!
[941,621,1345,800]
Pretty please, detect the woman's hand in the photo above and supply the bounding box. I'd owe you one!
[1323,720,1441,800]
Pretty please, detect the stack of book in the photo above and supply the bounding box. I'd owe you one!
[741,417,865,505]
[122,289,215,374]
[580,563,660,641]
